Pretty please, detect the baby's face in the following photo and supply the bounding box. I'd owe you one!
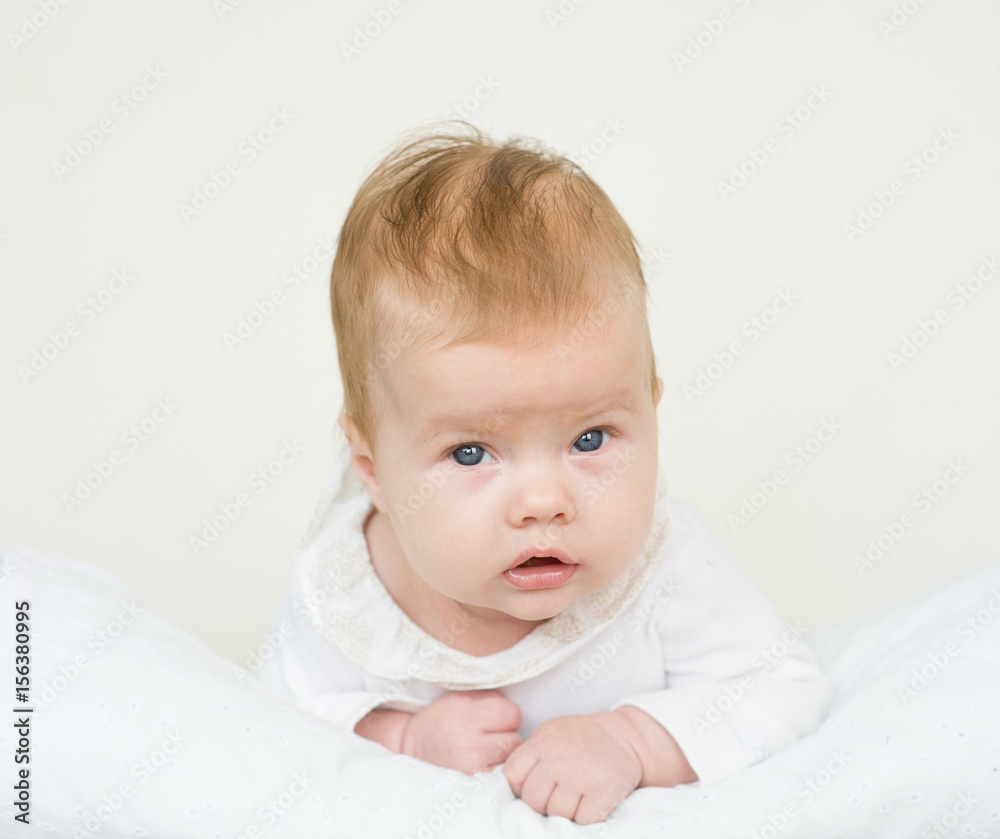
[361,301,663,628]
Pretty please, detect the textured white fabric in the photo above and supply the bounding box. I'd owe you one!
[1,545,999,837]
[253,446,832,786]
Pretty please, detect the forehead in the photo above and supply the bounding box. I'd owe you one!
[384,304,647,437]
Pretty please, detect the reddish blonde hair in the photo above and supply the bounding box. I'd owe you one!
[330,121,657,451]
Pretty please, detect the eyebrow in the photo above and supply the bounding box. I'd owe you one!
[417,394,640,446]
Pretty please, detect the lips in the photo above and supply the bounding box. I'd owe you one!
[508,547,574,571]
[504,547,577,590]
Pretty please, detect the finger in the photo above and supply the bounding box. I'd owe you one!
[504,731,523,752]
[517,767,557,816]
[491,732,524,776]
[545,783,585,823]
[501,743,538,796]
[576,788,627,826]
[484,731,522,768]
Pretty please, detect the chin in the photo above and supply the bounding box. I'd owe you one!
[508,592,576,622]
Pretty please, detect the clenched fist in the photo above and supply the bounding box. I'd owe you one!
[503,707,697,824]
[400,689,523,775]
[503,711,644,824]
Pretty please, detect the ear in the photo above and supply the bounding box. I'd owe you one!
[653,376,664,407]
[338,414,387,513]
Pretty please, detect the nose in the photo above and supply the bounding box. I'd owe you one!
[506,459,577,530]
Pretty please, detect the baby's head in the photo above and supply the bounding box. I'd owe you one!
[330,122,663,628]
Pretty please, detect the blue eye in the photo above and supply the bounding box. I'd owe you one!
[574,429,607,453]
[451,444,494,467]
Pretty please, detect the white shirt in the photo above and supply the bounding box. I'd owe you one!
[251,445,832,786]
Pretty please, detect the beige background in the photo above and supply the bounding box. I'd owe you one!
[1,0,998,666]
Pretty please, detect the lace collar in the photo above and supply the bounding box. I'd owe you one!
[294,444,670,690]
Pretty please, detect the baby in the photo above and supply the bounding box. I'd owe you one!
[252,122,832,825]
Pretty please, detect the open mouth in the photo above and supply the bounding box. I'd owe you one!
[505,552,577,589]
[516,556,564,567]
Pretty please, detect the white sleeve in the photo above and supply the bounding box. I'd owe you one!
[248,572,393,733]
[610,503,833,786]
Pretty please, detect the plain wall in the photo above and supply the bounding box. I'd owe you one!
[1,0,998,666]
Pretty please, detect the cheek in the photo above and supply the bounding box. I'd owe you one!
[389,484,477,561]
[404,524,482,592]
[416,470,495,523]
[578,461,656,553]
[385,465,451,519]
[577,448,645,509]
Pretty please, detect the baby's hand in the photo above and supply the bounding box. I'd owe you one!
[502,712,644,825]
[401,689,523,775]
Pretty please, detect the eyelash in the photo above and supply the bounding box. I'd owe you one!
[446,426,618,465]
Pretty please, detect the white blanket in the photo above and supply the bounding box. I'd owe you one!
[0,546,997,837]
